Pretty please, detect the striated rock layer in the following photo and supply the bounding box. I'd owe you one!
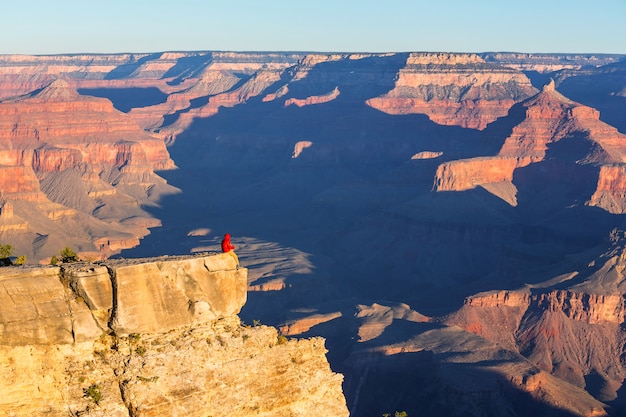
[367,52,537,130]
[446,234,626,408]
[0,78,178,260]
[434,79,626,211]
[0,253,349,417]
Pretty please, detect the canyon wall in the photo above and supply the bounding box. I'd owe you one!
[0,252,348,416]
[1,51,624,263]
[1,51,626,416]
[0,77,178,260]
[366,52,537,129]
[433,80,626,213]
[446,238,626,406]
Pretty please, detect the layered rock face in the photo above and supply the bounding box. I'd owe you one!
[366,52,537,129]
[433,80,626,211]
[446,235,626,408]
[480,53,624,73]
[0,78,178,260]
[0,253,348,416]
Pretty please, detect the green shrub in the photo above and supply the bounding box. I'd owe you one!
[0,243,13,258]
[60,246,79,263]
[50,255,59,265]
[83,383,102,405]
[14,255,26,265]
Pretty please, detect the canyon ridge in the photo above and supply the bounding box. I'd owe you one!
[1,51,626,416]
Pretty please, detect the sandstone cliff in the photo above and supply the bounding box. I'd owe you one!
[0,253,348,416]
[0,78,178,260]
[446,231,626,408]
[367,52,537,130]
[433,79,626,212]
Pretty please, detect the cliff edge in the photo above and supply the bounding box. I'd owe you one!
[0,253,349,416]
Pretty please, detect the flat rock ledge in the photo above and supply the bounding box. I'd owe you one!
[0,252,247,344]
[0,253,350,416]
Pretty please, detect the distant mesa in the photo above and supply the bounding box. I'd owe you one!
[284,86,341,107]
[366,52,538,130]
[292,141,313,158]
[411,151,443,160]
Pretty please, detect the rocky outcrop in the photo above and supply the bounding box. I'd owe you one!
[367,52,537,130]
[285,86,341,107]
[434,80,626,211]
[446,240,626,405]
[292,140,313,158]
[0,253,349,416]
[0,78,179,260]
[588,165,626,215]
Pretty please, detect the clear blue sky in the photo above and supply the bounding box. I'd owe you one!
[2,0,625,55]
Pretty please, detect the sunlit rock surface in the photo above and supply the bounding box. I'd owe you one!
[0,253,348,416]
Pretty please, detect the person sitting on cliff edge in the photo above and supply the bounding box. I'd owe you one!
[221,233,240,267]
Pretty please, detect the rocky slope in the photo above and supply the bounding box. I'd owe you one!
[443,230,626,414]
[0,253,348,416]
[0,77,178,260]
[433,79,626,211]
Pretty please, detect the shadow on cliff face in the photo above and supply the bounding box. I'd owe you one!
[104,52,164,80]
[513,133,616,256]
[119,50,620,325]
[342,352,584,417]
[79,87,168,112]
[117,53,625,416]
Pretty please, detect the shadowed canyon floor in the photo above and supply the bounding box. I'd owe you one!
[2,51,626,416]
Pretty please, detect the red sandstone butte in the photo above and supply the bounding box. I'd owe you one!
[434,80,626,211]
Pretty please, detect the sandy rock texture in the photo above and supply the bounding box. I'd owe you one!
[0,253,348,416]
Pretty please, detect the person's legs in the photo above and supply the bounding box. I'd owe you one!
[228,250,239,266]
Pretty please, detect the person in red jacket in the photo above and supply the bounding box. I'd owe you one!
[221,233,239,266]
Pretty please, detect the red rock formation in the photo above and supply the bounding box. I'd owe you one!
[0,78,178,260]
[589,165,626,213]
[128,68,242,130]
[434,157,519,191]
[0,166,44,201]
[367,52,537,130]
[284,86,340,107]
[0,79,174,171]
[434,80,626,212]
[159,68,288,143]
[447,242,626,403]
[292,141,313,158]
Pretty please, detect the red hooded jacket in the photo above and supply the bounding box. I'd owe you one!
[221,233,235,253]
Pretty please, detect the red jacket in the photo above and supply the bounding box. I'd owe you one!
[221,233,235,253]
